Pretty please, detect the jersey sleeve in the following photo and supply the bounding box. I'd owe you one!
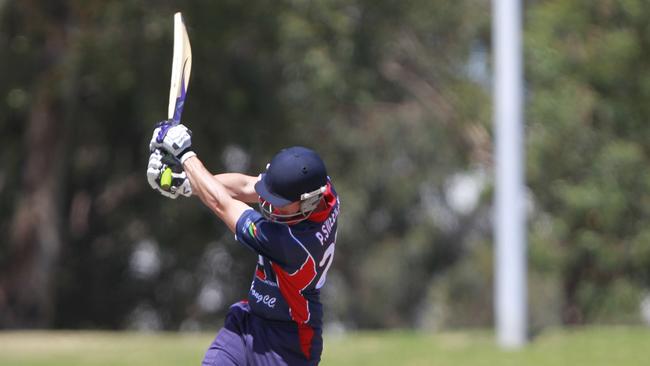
[235,209,297,266]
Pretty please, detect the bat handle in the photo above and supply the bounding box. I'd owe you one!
[160,166,173,190]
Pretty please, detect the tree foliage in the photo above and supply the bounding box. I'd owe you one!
[526,0,650,324]
[0,0,648,331]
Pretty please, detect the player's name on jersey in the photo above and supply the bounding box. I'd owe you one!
[251,285,277,308]
[315,200,340,245]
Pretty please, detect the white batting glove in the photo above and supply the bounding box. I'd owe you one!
[147,149,192,199]
[149,120,196,164]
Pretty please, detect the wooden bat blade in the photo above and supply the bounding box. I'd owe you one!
[168,12,192,124]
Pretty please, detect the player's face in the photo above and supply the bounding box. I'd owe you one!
[273,201,301,215]
[258,196,307,224]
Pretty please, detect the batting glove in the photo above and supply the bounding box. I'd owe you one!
[147,149,192,199]
[149,120,196,164]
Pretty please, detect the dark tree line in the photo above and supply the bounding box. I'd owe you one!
[1,0,649,331]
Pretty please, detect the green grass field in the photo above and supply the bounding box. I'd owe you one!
[0,327,649,366]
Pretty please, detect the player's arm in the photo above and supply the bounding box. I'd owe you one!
[212,173,259,203]
[148,123,252,232]
[183,156,251,233]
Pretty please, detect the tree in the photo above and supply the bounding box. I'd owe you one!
[0,0,501,330]
[526,0,650,324]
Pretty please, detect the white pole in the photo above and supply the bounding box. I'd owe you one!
[493,0,527,348]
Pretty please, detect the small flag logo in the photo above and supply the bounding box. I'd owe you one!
[248,223,258,238]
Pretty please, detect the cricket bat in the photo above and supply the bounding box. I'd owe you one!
[160,12,192,190]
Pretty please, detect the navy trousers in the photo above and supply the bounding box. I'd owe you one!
[202,301,322,366]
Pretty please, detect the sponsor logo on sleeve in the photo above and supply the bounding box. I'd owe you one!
[248,222,257,237]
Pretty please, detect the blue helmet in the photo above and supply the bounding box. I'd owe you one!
[255,146,328,223]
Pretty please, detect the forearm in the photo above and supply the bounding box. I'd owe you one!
[183,157,230,215]
[183,156,249,232]
[213,173,259,203]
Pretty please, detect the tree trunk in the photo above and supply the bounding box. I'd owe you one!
[0,2,68,328]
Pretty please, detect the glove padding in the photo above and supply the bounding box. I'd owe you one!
[147,149,192,199]
[149,120,196,163]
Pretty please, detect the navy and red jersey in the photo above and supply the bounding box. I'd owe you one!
[234,182,339,358]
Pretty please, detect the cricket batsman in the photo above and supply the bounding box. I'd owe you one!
[147,121,340,365]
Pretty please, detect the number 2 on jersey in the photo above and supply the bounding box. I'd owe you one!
[316,240,336,289]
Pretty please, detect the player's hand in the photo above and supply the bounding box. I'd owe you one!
[149,120,196,163]
[147,149,192,199]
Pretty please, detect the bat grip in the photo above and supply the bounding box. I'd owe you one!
[160,167,173,190]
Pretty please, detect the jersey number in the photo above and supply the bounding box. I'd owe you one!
[316,243,335,289]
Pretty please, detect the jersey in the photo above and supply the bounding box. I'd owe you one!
[234,181,339,360]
